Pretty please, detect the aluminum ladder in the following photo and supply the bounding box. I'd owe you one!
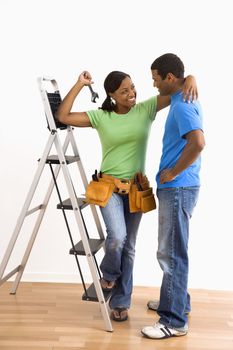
[0,77,113,332]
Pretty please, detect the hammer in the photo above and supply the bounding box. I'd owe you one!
[88,85,99,103]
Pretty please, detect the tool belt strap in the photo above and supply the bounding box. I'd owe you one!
[99,174,131,194]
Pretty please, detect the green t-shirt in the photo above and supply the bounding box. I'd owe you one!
[87,96,157,179]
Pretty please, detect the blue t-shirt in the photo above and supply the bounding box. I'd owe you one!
[156,91,203,188]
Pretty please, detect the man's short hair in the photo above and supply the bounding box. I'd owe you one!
[151,53,184,80]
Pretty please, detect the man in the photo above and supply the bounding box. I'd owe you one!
[141,53,205,339]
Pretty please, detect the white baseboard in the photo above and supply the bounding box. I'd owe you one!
[5,273,233,291]
[16,273,93,284]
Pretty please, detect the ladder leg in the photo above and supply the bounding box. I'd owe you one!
[0,132,56,281]
[73,212,113,332]
[48,162,90,297]
[10,132,71,293]
[55,136,113,332]
[10,165,60,293]
[10,205,48,294]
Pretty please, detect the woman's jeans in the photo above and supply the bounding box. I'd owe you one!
[156,187,200,329]
[100,193,142,309]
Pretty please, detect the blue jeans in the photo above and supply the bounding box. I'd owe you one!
[156,187,199,329]
[100,193,142,309]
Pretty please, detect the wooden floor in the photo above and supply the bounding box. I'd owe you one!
[0,282,232,350]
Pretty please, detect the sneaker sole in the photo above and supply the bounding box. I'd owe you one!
[141,330,187,339]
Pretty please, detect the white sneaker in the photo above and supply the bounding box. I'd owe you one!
[141,322,188,339]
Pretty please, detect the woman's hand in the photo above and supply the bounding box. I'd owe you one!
[78,71,93,86]
[182,75,198,103]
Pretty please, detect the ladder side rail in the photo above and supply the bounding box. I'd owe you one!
[68,128,105,241]
[0,132,56,281]
[54,136,113,332]
[39,77,102,239]
[48,162,89,296]
[79,210,101,280]
[10,132,71,294]
[37,77,59,131]
[67,127,88,187]
[38,80,95,297]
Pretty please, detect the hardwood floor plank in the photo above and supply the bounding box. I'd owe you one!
[0,282,232,349]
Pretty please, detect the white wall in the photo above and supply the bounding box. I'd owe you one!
[1,0,232,291]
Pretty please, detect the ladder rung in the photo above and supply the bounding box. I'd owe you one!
[70,238,105,255]
[46,155,80,164]
[82,282,112,302]
[26,204,45,216]
[0,265,22,286]
[57,198,88,210]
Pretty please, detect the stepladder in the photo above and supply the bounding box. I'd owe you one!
[0,77,113,332]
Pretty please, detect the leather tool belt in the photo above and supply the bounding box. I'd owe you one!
[85,171,156,213]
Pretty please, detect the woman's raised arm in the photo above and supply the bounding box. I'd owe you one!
[56,71,93,127]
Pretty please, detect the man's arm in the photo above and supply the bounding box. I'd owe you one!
[159,129,205,184]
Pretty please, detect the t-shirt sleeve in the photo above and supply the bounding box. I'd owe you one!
[86,109,102,129]
[175,102,203,138]
[139,96,157,122]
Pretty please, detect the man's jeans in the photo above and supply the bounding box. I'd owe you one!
[157,187,200,329]
[100,193,142,309]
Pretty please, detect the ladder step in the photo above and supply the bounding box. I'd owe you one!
[46,155,80,164]
[82,282,112,302]
[70,238,105,255]
[57,198,88,210]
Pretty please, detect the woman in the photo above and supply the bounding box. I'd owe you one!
[56,70,197,322]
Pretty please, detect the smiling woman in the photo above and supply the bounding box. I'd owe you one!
[105,73,137,114]
[56,69,197,322]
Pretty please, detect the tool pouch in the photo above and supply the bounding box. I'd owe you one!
[136,188,156,213]
[85,180,115,207]
[129,184,140,213]
[129,173,156,213]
